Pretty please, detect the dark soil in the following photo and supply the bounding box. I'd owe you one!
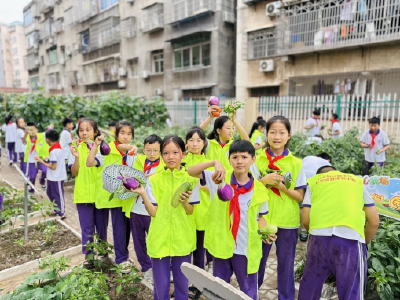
[0,221,80,271]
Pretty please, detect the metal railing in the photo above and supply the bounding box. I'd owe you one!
[121,17,136,39]
[142,3,164,33]
[89,17,121,51]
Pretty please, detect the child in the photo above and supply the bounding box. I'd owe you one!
[0,192,4,225]
[298,166,380,300]
[23,123,50,193]
[249,119,267,156]
[86,120,137,272]
[2,115,18,165]
[120,134,164,282]
[328,113,343,139]
[188,140,274,300]
[200,105,249,170]
[15,118,27,173]
[360,117,390,175]
[60,117,74,171]
[37,130,67,219]
[253,116,306,299]
[304,109,322,137]
[70,118,109,268]
[128,135,200,300]
[108,121,117,135]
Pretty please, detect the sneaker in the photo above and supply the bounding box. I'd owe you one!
[41,185,46,190]
[144,269,154,284]
[9,162,13,166]
[207,261,213,274]
[60,215,67,220]
[0,218,5,226]
[120,260,134,274]
[299,229,308,242]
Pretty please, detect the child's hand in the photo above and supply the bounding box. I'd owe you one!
[70,144,79,158]
[262,234,277,245]
[213,161,225,183]
[94,135,104,146]
[128,145,138,156]
[260,173,283,187]
[127,184,145,196]
[376,149,382,154]
[208,105,219,118]
[275,182,286,191]
[179,191,192,204]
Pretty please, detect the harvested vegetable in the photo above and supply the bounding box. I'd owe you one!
[209,96,219,106]
[117,172,139,190]
[223,101,245,136]
[100,141,111,156]
[258,224,278,242]
[86,141,94,150]
[282,172,292,189]
[171,182,193,208]
[217,182,234,201]
[212,173,222,185]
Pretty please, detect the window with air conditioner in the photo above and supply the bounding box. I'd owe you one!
[174,33,211,70]
[248,28,277,59]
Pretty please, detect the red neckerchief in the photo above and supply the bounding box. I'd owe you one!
[77,140,82,147]
[114,141,127,166]
[29,136,37,154]
[218,140,227,148]
[369,130,379,149]
[8,122,13,125]
[229,181,254,243]
[313,118,319,126]
[49,142,62,153]
[265,149,285,200]
[332,119,339,124]
[144,159,160,174]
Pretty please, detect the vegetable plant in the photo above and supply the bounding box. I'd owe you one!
[85,233,115,270]
[110,264,142,299]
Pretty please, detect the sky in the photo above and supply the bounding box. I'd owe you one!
[0,0,31,24]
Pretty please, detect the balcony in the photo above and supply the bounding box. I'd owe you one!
[142,3,164,33]
[89,17,120,51]
[121,17,136,39]
[39,0,55,13]
[25,54,40,71]
[48,72,62,90]
[170,0,216,23]
[40,18,55,40]
[64,0,98,28]
[270,0,400,57]
[83,58,119,85]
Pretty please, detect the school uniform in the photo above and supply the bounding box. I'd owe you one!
[60,129,73,168]
[46,142,67,217]
[205,139,233,171]
[331,120,343,139]
[305,117,321,137]
[250,129,264,156]
[74,142,109,256]
[0,192,3,217]
[24,133,50,193]
[95,141,132,265]
[15,128,26,173]
[253,148,307,299]
[360,129,390,175]
[203,170,269,300]
[298,171,373,300]
[2,122,18,163]
[146,168,200,300]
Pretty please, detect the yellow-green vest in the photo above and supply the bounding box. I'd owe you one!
[308,171,366,239]
[250,130,264,156]
[182,153,213,231]
[121,154,165,217]
[147,168,199,258]
[73,143,101,204]
[204,171,269,274]
[255,149,303,228]
[205,139,233,171]
[24,133,50,162]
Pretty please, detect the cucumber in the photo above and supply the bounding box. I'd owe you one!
[257,224,278,236]
[171,182,193,208]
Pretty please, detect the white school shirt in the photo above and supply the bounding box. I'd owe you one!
[3,123,17,143]
[331,122,343,139]
[15,128,26,153]
[60,129,73,161]
[203,170,269,256]
[305,118,321,137]
[303,186,374,244]
[360,130,390,163]
[254,135,262,145]
[47,147,67,181]
[301,156,331,180]
[27,134,46,163]
[0,132,2,149]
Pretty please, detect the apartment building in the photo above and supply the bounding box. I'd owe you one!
[0,22,29,89]
[236,0,400,99]
[23,0,236,100]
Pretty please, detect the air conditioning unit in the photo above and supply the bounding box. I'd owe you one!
[74,43,81,51]
[34,44,39,50]
[34,59,40,66]
[119,67,127,77]
[57,84,62,90]
[49,37,54,44]
[266,1,282,17]
[154,88,163,96]
[142,70,149,79]
[118,80,127,88]
[59,57,65,65]
[223,11,235,24]
[126,0,134,3]
[66,49,71,56]
[259,60,274,72]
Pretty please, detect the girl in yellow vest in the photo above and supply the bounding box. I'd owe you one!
[188,140,275,300]
[249,119,267,156]
[86,120,137,272]
[126,135,200,300]
[70,118,110,269]
[252,116,307,300]
[23,122,50,193]
[200,105,249,171]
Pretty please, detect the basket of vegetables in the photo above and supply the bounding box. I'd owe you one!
[102,164,147,200]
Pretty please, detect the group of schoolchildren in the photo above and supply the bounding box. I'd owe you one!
[0,103,387,300]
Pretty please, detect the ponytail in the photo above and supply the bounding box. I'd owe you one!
[249,122,258,139]
[207,116,230,141]
[207,129,218,140]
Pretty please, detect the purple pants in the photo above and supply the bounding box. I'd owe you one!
[258,228,298,300]
[130,212,152,272]
[18,152,26,173]
[7,142,17,163]
[193,230,207,270]
[26,162,47,193]
[76,203,109,256]
[0,192,3,216]
[365,161,384,175]
[152,254,192,300]
[214,254,258,300]
[46,180,65,217]
[110,207,130,264]
[298,235,367,300]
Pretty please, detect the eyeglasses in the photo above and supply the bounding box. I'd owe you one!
[145,150,160,154]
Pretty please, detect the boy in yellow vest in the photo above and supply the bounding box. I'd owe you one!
[23,123,50,193]
[299,165,380,300]
[188,140,275,300]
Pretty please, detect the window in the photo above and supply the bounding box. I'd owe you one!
[14,70,20,77]
[153,52,164,74]
[12,48,18,55]
[248,28,277,59]
[100,0,119,11]
[24,8,33,27]
[128,59,138,77]
[13,59,19,66]
[81,31,89,53]
[182,88,212,101]
[11,37,17,44]
[41,56,45,66]
[48,47,58,65]
[174,33,211,70]
[250,86,280,97]
[30,77,40,90]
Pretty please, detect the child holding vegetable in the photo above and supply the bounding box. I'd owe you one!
[86,120,137,272]
[253,115,306,299]
[70,118,110,268]
[15,117,27,173]
[23,123,50,193]
[128,135,200,300]
[60,117,74,171]
[188,140,275,300]
[249,119,267,156]
[360,117,390,175]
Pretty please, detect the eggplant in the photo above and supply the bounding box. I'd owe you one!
[208,96,219,106]
[282,172,292,190]
[100,141,111,156]
[117,173,139,190]
[86,141,94,150]
[217,182,234,201]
